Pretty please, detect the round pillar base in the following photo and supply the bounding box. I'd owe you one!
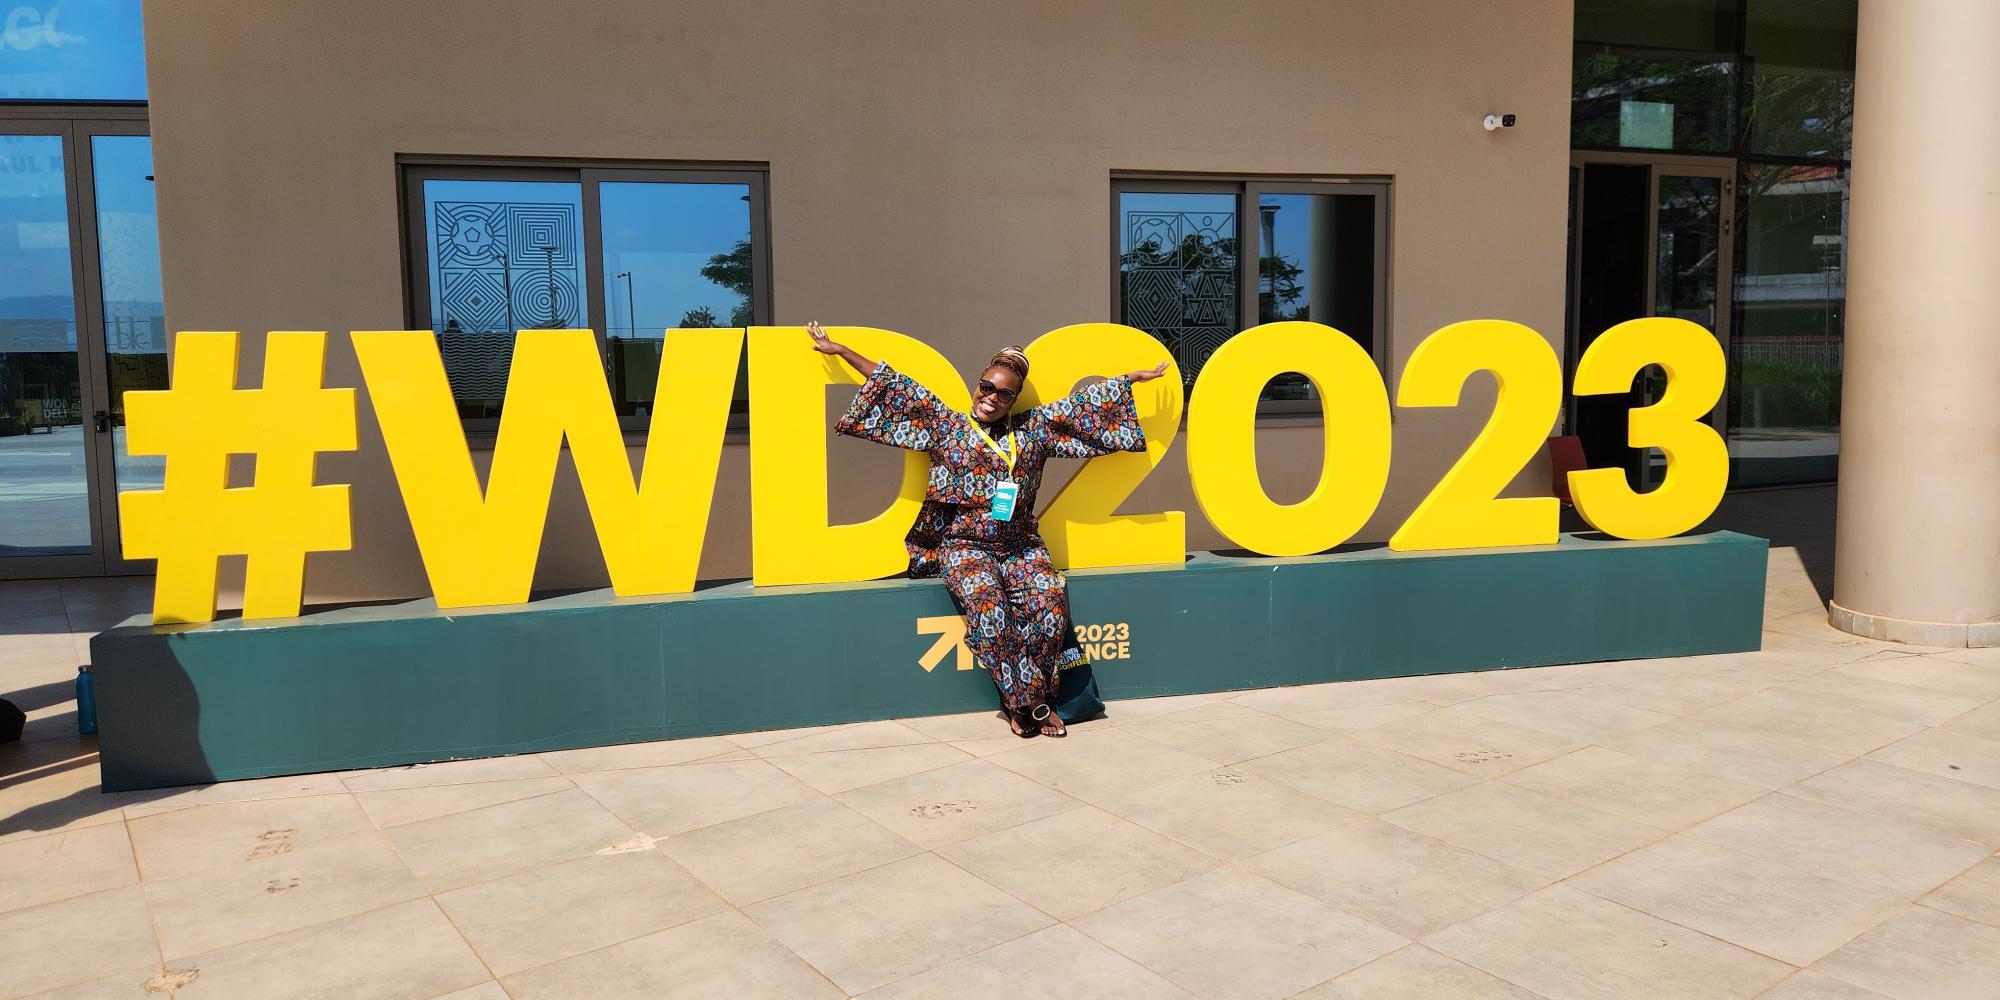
[1828,600,2000,648]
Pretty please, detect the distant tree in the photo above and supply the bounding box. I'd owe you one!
[701,240,756,326]
[679,306,719,329]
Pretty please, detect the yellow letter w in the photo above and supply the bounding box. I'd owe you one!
[351,328,742,608]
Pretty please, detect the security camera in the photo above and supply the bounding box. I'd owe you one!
[1483,114,1517,131]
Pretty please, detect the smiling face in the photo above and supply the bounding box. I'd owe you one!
[972,365,1021,423]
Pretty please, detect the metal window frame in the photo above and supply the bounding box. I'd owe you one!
[396,156,772,436]
[1109,173,1393,421]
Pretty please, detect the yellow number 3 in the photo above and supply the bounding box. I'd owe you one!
[1568,317,1729,539]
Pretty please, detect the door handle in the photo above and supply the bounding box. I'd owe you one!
[93,410,110,434]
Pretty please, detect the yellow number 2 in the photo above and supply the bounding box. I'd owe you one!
[1567,317,1728,539]
[1390,320,1562,551]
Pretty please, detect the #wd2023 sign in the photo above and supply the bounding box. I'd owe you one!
[119,320,1727,625]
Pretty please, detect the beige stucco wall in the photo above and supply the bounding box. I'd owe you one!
[140,0,1574,606]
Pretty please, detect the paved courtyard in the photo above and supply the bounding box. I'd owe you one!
[3,486,1998,999]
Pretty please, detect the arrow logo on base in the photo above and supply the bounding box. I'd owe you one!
[916,615,974,672]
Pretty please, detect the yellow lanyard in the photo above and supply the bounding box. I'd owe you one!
[969,419,1018,474]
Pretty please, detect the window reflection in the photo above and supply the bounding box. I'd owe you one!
[598,181,753,415]
[421,179,589,420]
[0,134,90,555]
[92,135,166,503]
[0,0,148,101]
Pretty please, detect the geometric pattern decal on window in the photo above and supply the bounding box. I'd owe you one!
[434,201,581,332]
[1119,210,1237,385]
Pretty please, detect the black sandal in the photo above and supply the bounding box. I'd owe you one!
[1008,708,1040,739]
[1031,703,1067,738]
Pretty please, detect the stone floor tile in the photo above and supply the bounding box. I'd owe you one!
[1941,700,2000,742]
[1570,836,1905,965]
[1099,691,1239,722]
[1834,656,2000,701]
[18,965,167,1000]
[1237,737,1477,813]
[1755,971,1896,999]
[764,742,972,794]
[1225,682,1435,715]
[1244,820,1549,938]
[168,898,488,1000]
[436,849,726,977]
[1919,855,2000,927]
[899,709,1015,742]
[833,759,1081,849]
[1117,715,1328,765]
[532,735,741,774]
[128,793,374,880]
[1789,759,2000,846]
[1094,766,1363,861]
[1279,701,1439,735]
[1687,793,1989,896]
[661,797,920,905]
[1297,944,1544,1000]
[938,806,1219,920]
[1350,702,1586,775]
[744,854,1052,995]
[1073,868,1406,1000]
[1688,688,1920,756]
[1602,718,1850,790]
[1453,689,1673,742]
[724,721,856,749]
[501,910,842,1000]
[383,787,634,892]
[571,757,819,836]
[429,985,508,1000]
[857,924,1191,999]
[1381,780,1664,878]
[1502,746,1765,831]
[1865,729,2000,791]
[353,775,572,829]
[985,728,1216,803]
[144,831,426,959]
[750,720,937,757]
[339,755,559,792]
[1426,885,1790,1000]
[115,771,352,820]
[946,735,1032,757]
[1809,905,2000,1000]
[0,754,127,846]
[1574,671,1782,717]
[0,888,158,999]
[1777,673,1984,728]
[0,821,137,914]
[1119,698,1264,725]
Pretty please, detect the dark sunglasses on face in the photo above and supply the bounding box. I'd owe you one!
[977,379,1018,403]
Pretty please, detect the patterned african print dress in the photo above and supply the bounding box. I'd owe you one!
[835,363,1147,711]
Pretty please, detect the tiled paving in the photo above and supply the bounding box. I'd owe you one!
[3,486,1998,999]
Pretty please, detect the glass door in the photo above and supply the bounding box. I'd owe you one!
[1645,165,1733,487]
[0,118,161,580]
[0,125,98,577]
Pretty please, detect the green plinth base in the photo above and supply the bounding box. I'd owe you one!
[92,531,1767,790]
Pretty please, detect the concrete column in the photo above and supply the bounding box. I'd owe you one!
[1831,0,2000,645]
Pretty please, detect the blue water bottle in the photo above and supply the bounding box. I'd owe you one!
[76,666,97,735]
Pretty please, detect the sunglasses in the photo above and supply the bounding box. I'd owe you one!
[977,379,1019,403]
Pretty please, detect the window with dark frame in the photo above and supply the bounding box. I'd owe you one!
[1112,176,1389,410]
[400,160,771,424]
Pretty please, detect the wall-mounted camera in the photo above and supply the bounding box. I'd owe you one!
[1482,114,1517,131]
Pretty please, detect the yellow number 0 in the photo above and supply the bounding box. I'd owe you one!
[1187,322,1391,556]
[1568,317,1728,539]
[1390,320,1562,551]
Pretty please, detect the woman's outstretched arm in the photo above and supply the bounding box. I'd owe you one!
[1122,361,1170,383]
[808,321,877,376]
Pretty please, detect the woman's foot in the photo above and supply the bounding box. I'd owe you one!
[1006,709,1039,739]
[1031,703,1066,738]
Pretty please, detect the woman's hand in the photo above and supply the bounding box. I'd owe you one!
[1124,361,1170,383]
[807,321,879,376]
[807,320,843,355]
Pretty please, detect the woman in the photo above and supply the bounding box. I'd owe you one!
[809,321,1168,738]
